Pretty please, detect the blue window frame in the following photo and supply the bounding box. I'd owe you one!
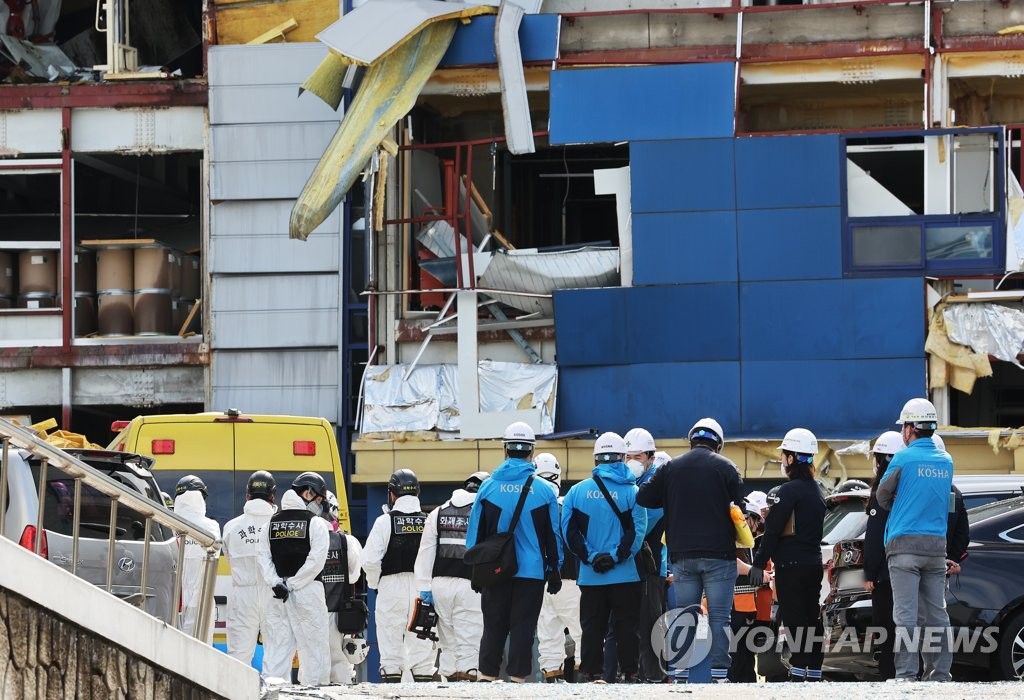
[841,128,1005,277]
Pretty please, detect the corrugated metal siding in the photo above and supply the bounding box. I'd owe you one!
[208,44,344,420]
[211,350,339,422]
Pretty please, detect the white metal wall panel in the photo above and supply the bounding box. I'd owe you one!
[71,107,206,152]
[0,314,62,347]
[210,123,338,163]
[0,369,61,406]
[211,349,339,421]
[0,110,62,154]
[72,367,204,406]
[210,274,339,349]
[208,44,331,88]
[210,85,341,126]
[210,159,322,200]
[210,201,340,273]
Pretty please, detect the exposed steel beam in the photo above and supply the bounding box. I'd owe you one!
[0,344,209,370]
[0,81,208,110]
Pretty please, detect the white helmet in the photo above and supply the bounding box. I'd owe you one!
[594,432,627,462]
[932,433,946,451]
[341,635,369,665]
[688,418,724,446]
[653,451,672,469]
[896,398,938,427]
[779,428,818,458]
[503,421,536,451]
[745,490,769,513]
[534,453,561,492]
[623,428,656,454]
[872,431,905,456]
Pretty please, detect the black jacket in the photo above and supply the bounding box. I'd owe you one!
[637,445,743,561]
[752,477,824,569]
[946,486,970,563]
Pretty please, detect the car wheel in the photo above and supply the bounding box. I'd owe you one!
[997,609,1024,680]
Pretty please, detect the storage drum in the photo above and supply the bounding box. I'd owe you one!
[18,250,57,295]
[0,294,13,310]
[181,254,200,300]
[134,288,173,335]
[0,252,13,296]
[97,289,134,336]
[75,248,97,294]
[134,245,173,290]
[75,292,97,337]
[97,246,134,291]
[18,291,57,309]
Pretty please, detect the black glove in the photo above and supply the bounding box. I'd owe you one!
[470,580,481,594]
[546,572,562,595]
[591,553,616,574]
[747,566,765,588]
[272,582,290,602]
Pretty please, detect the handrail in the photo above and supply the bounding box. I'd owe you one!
[0,418,222,640]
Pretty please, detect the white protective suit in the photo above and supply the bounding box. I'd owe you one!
[328,532,364,684]
[222,497,276,668]
[362,494,436,679]
[173,489,221,643]
[413,488,483,678]
[257,489,331,686]
[536,494,583,676]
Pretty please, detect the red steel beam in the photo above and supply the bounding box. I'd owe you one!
[0,81,208,110]
[0,344,209,370]
[61,107,73,356]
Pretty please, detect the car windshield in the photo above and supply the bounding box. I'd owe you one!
[968,495,1024,525]
[155,469,339,530]
[822,497,869,545]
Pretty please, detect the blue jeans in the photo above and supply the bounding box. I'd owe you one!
[888,553,952,681]
[671,558,735,682]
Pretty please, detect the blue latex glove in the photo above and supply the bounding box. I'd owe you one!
[419,590,434,605]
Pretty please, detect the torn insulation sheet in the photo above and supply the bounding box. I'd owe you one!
[943,303,1024,368]
[925,303,993,394]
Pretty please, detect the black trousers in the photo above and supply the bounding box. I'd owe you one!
[871,578,896,681]
[728,610,775,683]
[479,577,545,679]
[638,572,667,681]
[774,565,825,672]
[580,582,643,677]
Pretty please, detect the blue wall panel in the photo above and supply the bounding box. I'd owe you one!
[739,278,925,361]
[555,284,740,366]
[557,362,741,438]
[633,211,737,285]
[735,135,841,210]
[549,63,735,145]
[440,14,560,66]
[737,207,842,281]
[631,139,736,213]
[741,358,926,438]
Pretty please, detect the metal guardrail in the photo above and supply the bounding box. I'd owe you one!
[0,418,222,641]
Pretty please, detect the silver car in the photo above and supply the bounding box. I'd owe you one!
[2,447,179,621]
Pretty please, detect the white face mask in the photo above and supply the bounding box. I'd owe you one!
[780,462,789,479]
[306,498,323,517]
[626,460,644,479]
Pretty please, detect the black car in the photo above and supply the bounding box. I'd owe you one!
[823,495,1024,680]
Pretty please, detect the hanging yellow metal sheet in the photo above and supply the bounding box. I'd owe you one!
[289,18,463,240]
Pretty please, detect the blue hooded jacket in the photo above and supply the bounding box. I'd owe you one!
[878,437,954,551]
[561,461,648,586]
[466,457,562,581]
[637,466,667,577]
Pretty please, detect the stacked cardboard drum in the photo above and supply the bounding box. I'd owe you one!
[134,244,175,335]
[17,250,58,309]
[96,245,135,336]
[0,252,13,309]
[74,248,97,336]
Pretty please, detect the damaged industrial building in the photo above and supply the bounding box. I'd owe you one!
[5,0,1024,640]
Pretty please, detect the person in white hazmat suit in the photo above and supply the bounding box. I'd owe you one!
[221,470,278,668]
[173,475,221,643]
[534,453,583,683]
[413,470,490,681]
[257,472,332,686]
[361,468,437,682]
[320,490,365,684]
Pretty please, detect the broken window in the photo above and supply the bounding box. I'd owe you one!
[844,129,1004,275]
[399,135,626,315]
[0,162,62,310]
[1,0,203,83]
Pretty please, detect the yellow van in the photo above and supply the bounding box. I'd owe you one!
[107,410,351,651]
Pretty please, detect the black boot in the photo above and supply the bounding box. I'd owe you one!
[380,672,401,683]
